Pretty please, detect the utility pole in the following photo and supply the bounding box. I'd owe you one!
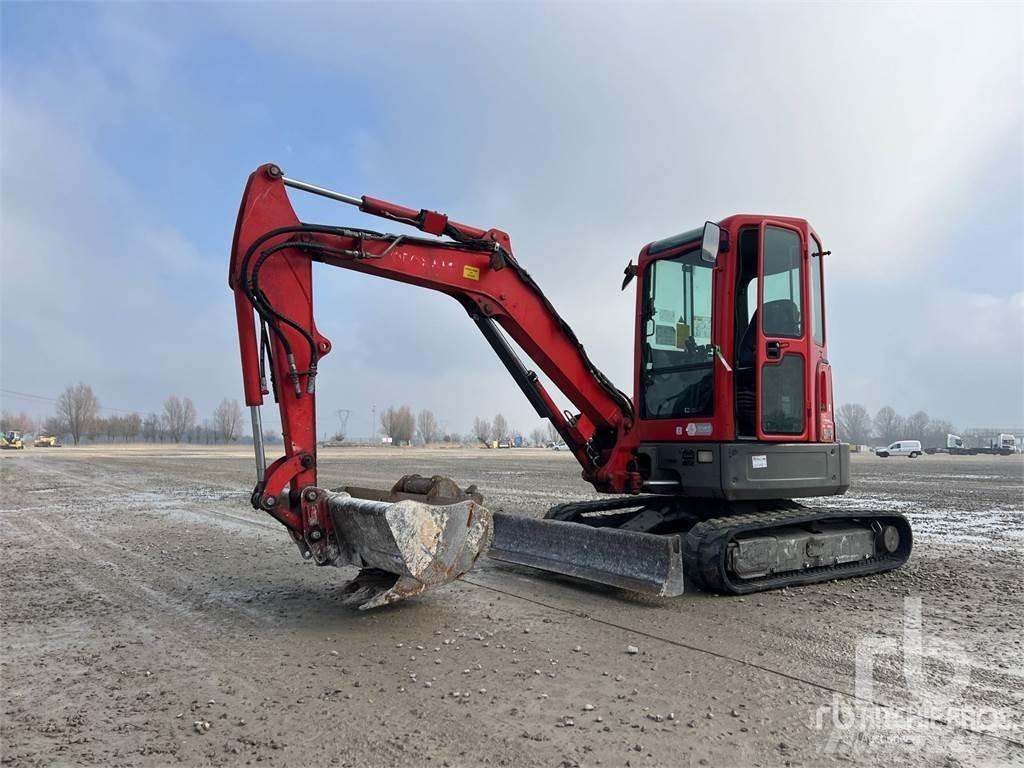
[336,409,351,441]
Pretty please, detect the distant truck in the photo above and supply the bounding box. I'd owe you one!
[976,433,1018,456]
[925,433,1018,456]
[923,434,971,455]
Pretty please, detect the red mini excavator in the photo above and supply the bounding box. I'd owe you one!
[230,164,911,608]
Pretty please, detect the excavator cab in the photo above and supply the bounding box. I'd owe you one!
[632,216,845,501]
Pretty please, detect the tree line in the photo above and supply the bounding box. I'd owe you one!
[835,403,956,447]
[377,406,449,445]
[1,383,245,446]
[373,406,562,447]
[5,387,964,453]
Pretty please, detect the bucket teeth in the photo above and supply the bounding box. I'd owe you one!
[338,570,428,611]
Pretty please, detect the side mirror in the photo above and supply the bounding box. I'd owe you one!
[621,261,637,291]
[700,221,721,264]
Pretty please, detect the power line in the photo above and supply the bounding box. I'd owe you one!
[0,388,139,415]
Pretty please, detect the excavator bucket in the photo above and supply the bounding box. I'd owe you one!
[325,489,493,610]
[326,475,683,608]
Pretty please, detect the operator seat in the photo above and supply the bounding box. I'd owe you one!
[738,299,801,367]
[762,299,801,338]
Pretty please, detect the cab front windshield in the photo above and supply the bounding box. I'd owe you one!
[642,247,714,418]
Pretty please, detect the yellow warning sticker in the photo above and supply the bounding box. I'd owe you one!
[463,265,481,281]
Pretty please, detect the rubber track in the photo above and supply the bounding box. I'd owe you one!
[684,506,913,594]
[544,495,670,522]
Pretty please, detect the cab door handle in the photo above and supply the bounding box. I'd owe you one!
[765,341,782,359]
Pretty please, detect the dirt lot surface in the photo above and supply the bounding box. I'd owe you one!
[2,445,1022,767]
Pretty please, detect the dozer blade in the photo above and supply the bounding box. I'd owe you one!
[488,512,685,597]
[325,491,493,610]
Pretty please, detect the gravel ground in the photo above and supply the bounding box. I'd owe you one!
[1,445,1022,767]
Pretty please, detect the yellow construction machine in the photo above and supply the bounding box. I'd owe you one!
[1,431,25,450]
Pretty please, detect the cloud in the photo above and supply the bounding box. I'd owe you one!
[0,17,235,420]
[2,2,1021,439]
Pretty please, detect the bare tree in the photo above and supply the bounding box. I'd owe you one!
[56,383,100,446]
[85,416,102,443]
[836,403,872,445]
[380,405,415,444]
[41,415,66,438]
[546,422,559,444]
[472,417,491,445]
[124,413,142,442]
[530,426,546,447]
[416,409,439,444]
[892,414,908,442]
[923,418,955,449]
[904,410,929,443]
[213,398,243,442]
[380,407,395,440]
[491,413,508,442]
[163,395,197,442]
[0,411,35,433]
[142,413,160,442]
[873,406,900,446]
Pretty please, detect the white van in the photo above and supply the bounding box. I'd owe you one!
[876,440,922,458]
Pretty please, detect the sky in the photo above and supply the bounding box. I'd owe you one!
[1,2,1022,439]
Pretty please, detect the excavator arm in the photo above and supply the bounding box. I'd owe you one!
[230,164,640,521]
[227,164,683,608]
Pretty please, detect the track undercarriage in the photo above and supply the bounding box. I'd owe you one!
[543,495,912,594]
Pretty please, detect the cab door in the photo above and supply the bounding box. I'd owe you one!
[756,221,810,441]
